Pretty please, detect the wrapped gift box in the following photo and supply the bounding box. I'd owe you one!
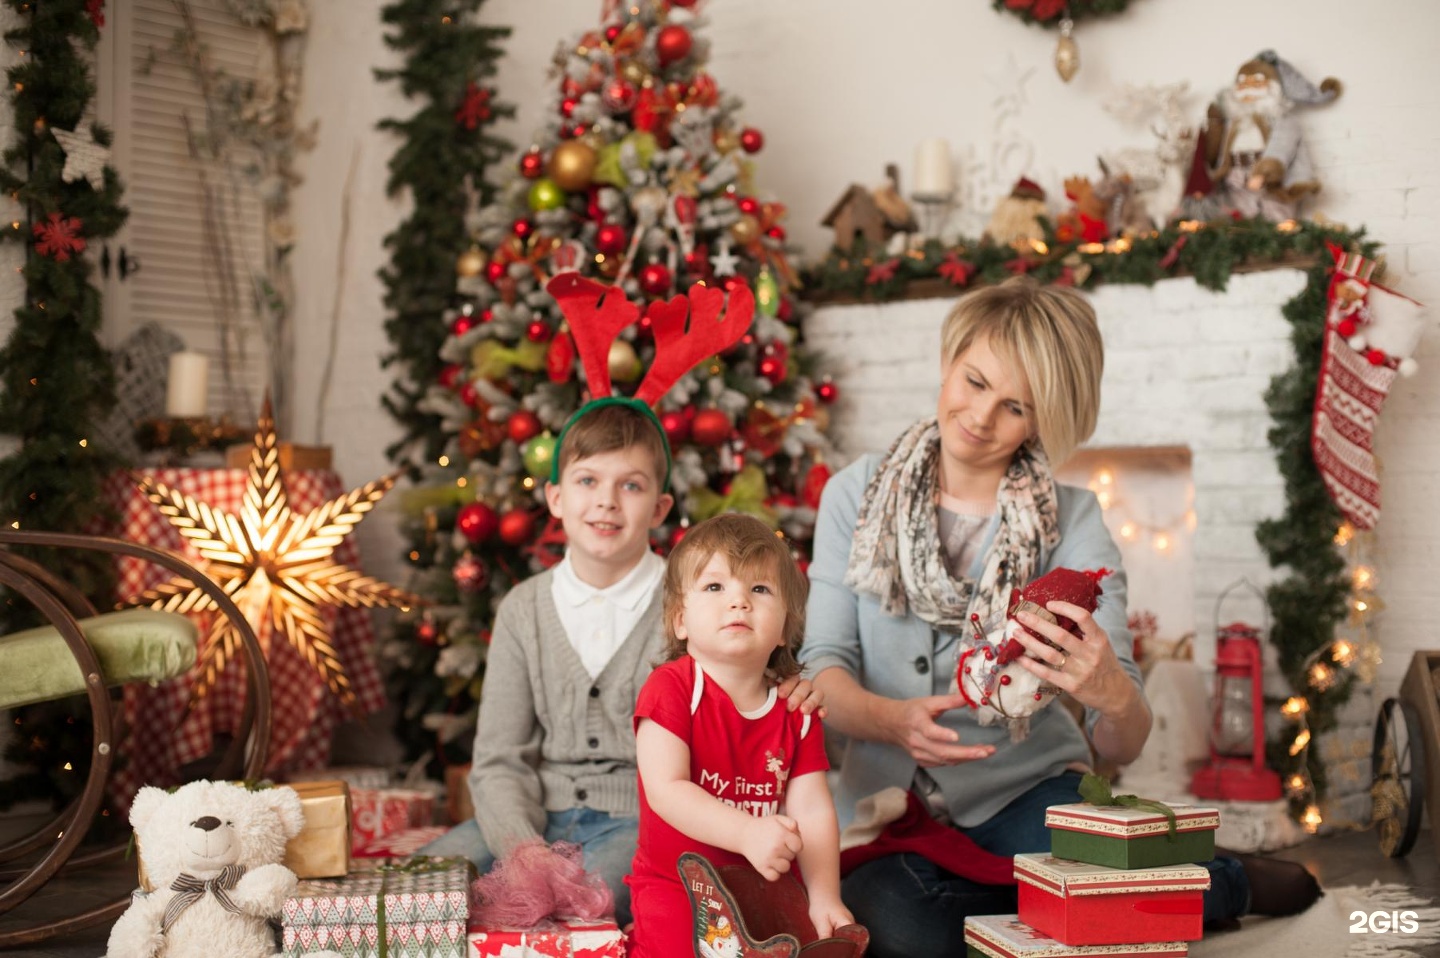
[291,765,395,790]
[282,856,472,958]
[352,787,438,850]
[355,826,451,859]
[1014,854,1209,946]
[1046,803,1219,870]
[965,915,1189,958]
[467,917,626,958]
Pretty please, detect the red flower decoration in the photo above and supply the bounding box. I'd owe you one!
[86,0,105,27]
[1003,256,1033,276]
[33,212,86,262]
[938,252,976,287]
[1032,0,1067,19]
[455,82,493,131]
[865,258,901,285]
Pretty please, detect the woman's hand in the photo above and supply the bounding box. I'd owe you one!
[882,693,996,768]
[1013,601,1136,717]
[807,895,854,937]
[777,674,826,719]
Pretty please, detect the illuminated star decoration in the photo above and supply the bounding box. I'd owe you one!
[51,124,110,190]
[132,397,422,708]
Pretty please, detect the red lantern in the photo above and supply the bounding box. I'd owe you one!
[499,509,537,546]
[655,24,692,64]
[507,410,543,445]
[1190,622,1283,801]
[457,502,499,544]
[638,262,672,296]
[691,408,733,447]
[739,127,765,153]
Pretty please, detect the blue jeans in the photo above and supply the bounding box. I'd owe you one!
[840,772,1250,958]
[421,808,639,927]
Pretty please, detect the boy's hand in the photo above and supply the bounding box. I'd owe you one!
[807,895,854,937]
[777,675,826,719]
[740,814,803,881]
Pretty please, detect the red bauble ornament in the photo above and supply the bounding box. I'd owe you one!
[636,313,654,340]
[739,127,765,153]
[603,79,638,112]
[817,378,839,404]
[508,409,543,445]
[596,223,628,255]
[655,24,692,64]
[561,77,582,99]
[604,24,622,42]
[684,244,710,276]
[670,0,698,6]
[560,97,578,118]
[512,218,534,240]
[519,150,545,179]
[660,410,690,445]
[457,502,499,543]
[526,319,552,342]
[438,363,463,389]
[499,509,537,546]
[766,225,786,242]
[1337,318,1358,339]
[451,313,476,337]
[458,380,481,408]
[485,260,506,284]
[481,308,495,324]
[415,620,439,645]
[1367,348,1388,366]
[776,298,793,322]
[802,461,833,510]
[737,196,761,216]
[638,262,673,296]
[547,332,575,383]
[691,408,733,447]
[758,353,786,385]
[721,275,746,293]
[452,553,489,593]
[669,524,689,549]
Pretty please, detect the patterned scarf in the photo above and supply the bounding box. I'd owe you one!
[162,864,246,932]
[844,418,1060,636]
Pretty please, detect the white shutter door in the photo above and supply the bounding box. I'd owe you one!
[96,0,268,423]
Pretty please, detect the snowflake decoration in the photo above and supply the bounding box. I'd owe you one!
[455,83,493,131]
[33,212,86,261]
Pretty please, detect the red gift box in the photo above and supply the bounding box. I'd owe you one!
[352,787,438,850]
[1014,854,1209,946]
[467,917,625,957]
[965,914,1190,958]
[355,825,451,859]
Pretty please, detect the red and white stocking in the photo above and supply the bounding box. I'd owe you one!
[1311,244,1426,529]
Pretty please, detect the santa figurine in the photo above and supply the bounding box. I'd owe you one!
[1198,49,1341,221]
[984,176,1048,250]
[955,567,1108,739]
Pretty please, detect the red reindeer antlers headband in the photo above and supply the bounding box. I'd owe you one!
[545,273,756,488]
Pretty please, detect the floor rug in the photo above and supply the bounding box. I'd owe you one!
[1192,882,1440,958]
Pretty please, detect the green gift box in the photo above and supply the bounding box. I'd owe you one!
[1046,803,1218,870]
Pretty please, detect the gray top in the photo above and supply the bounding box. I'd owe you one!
[467,568,664,856]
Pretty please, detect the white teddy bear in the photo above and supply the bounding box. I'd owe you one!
[106,780,305,958]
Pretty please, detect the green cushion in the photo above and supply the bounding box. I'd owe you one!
[0,608,198,709]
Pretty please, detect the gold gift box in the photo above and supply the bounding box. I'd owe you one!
[137,780,352,891]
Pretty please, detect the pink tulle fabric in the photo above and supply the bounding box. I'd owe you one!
[470,839,614,926]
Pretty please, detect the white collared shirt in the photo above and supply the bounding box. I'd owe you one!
[551,550,665,679]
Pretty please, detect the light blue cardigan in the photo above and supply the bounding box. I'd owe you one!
[800,453,1141,830]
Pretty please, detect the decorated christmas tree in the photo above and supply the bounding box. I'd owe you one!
[383,0,838,765]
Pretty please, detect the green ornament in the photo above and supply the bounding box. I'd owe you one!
[523,432,558,478]
[528,178,565,212]
[594,132,658,189]
[755,268,780,317]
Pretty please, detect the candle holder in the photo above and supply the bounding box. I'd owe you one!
[910,191,955,243]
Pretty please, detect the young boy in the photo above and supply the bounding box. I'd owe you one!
[425,402,818,926]
[628,514,852,957]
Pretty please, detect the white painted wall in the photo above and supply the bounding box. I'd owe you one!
[289,0,1440,699]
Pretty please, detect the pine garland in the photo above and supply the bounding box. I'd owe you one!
[805,217,1375,816]
[992,0,1135,28]
[375,0,513,465]
[0,0,128,811]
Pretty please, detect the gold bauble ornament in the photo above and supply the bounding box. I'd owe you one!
[729,214,760,245]
[621,60,648,85]
[608,340,642,383]
[456,244,487,278]
[714,128,740,153]
[1055,18,1079,83]
[548,140,598,192]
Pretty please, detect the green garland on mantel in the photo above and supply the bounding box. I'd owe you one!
[802,217,1382,818]
[993,0,1135,28]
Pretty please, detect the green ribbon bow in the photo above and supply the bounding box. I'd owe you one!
[1078,772,1179,839]
[688,465,777,527]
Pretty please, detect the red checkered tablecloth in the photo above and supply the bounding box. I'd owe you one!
[98,468,387,808]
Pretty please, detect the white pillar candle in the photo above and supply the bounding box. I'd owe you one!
[165,351,209,419]
[912,138,955,198]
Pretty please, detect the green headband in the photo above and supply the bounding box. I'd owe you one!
[549,396,674,492]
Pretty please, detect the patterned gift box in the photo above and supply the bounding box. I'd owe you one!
[282,856,472,958]
[292,765,395,790]
[1046,803,1219,870]
[965,915,1189,958]
[1014,854,1209,947]
[352,787,438,850]
[355,826,451,859]
[467,917,626,958]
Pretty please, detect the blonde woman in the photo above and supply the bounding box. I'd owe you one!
[802,277,1320,956]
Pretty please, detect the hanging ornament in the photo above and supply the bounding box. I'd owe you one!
[32,212,86,261]
[485,260,507,285]
[776,298,794,323]
[621,59,649,86]
[499,509,538,546]
[415,618,439,646]
[456,244,487,278]
[655,24,693,65]
[691,408,734,447]
[528,178,565,212]
[817,377,839,405]
[755,269,780,318]
[729,215,760,246]
[522,433,558,479]
[638,262,673,296]
[512,219,536,241]
[802,461,833,511]
[526,319,552,342]
[548,140,597,192]
[660,410,691,445]
[758,348,787,386]
[739,127,765,154]
[520,149,545,179]
[51,124,110,190]
[684,243,711,278]
[453,553,489,593]
[608,340,642,383]
[438,363,464,389]
[451,313,477,337]
[546,330,575,383]
[1055,17,1079,83]
[457,501,499,544]
[459,417,508,458]
[596,223,628,255]
[737,197,761,216]
[507,409,543,445]
[603,78,638,112]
